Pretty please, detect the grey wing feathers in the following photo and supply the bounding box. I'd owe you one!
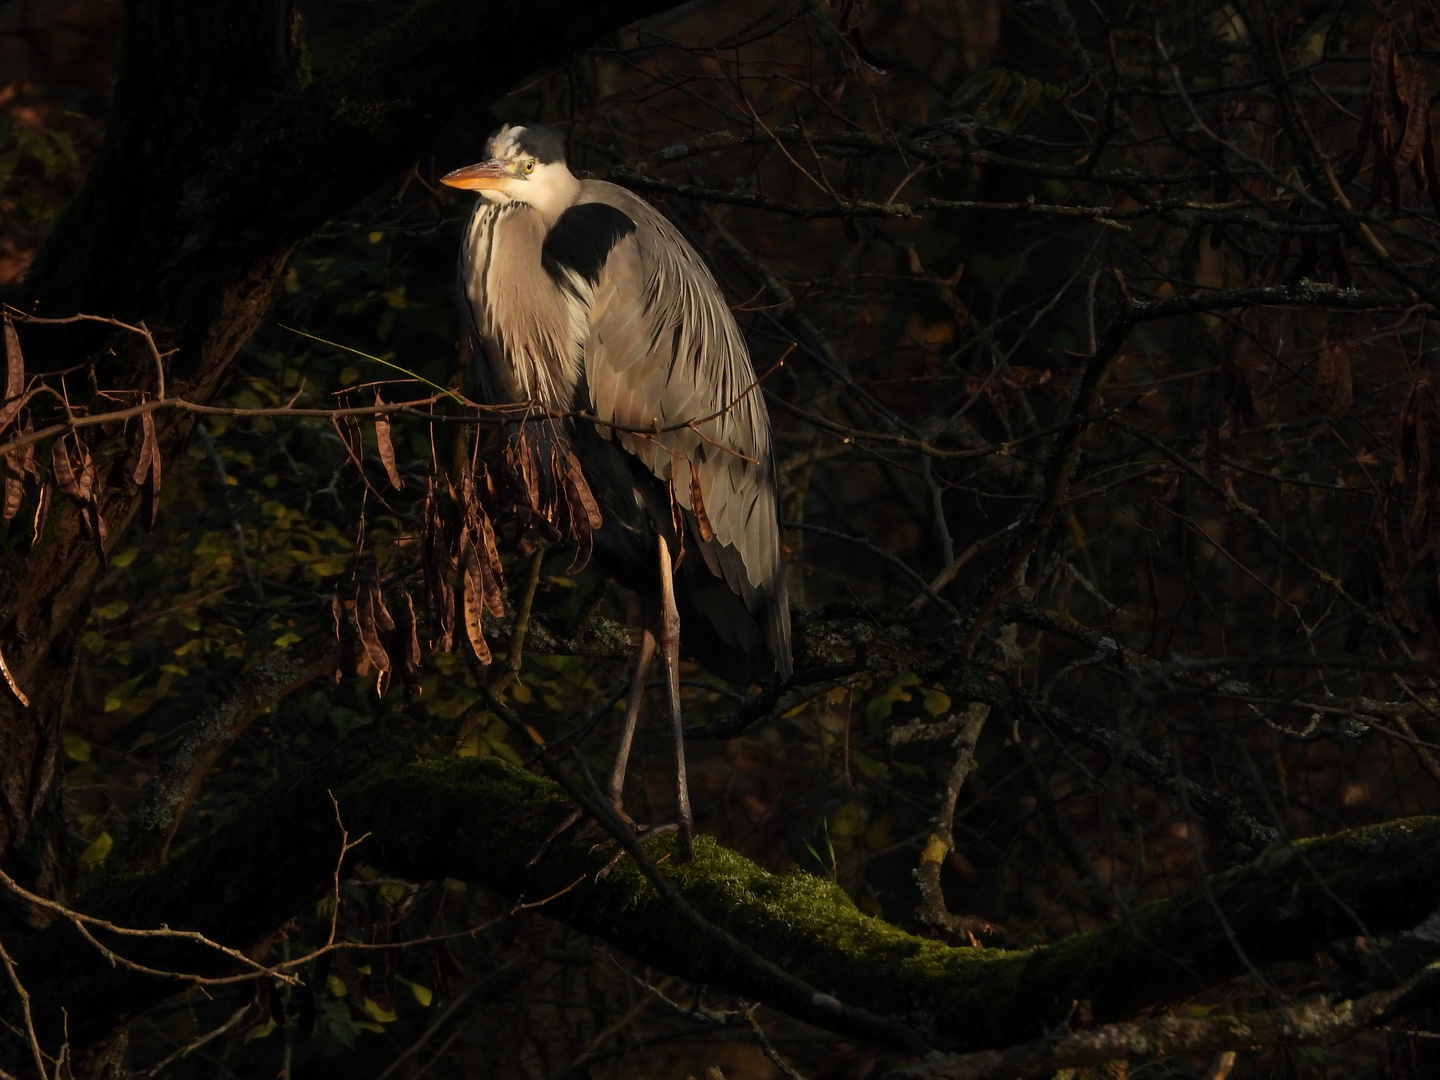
[580,180,791,678]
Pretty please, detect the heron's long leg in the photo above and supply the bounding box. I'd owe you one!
[604,627,657,812]
[655,533,694,860]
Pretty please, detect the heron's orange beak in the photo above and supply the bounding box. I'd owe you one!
[440,161,511,190]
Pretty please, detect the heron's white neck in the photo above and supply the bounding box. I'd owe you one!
[476,161,582,229]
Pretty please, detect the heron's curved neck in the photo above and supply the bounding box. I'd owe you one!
[524,166,583,229]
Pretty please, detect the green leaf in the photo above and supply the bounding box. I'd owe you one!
[378,881,407,905]
[831,802,867,837]
[62,734,91,762]
[922,688,952,717]
[852,751,892,780]
[397,976,433,1007]
[244,1018,277,1042]
[104,673,146,713]
[359,998,397,1023]
[79,831,113,867]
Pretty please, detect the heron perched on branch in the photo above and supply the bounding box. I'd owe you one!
[442,124,791,856]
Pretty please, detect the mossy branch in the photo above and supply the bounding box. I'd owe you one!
[18,726,1440,1067]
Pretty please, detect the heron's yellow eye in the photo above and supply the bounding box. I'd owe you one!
[522,160,536,175]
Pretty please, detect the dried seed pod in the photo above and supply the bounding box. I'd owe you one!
[687,459,714,542]
[461,541,492,664]
[2,317,22,403]
[374,392,403,490]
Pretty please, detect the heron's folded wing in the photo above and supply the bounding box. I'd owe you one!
[575,182,791,676]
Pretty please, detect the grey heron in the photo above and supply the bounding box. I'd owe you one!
[441,124,791,857]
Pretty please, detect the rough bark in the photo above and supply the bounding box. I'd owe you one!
[15,723,1440,1073]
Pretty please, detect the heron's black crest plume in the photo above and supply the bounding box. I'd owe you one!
[490,123,567,164]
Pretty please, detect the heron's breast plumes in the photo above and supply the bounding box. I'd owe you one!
[462,202,584,408]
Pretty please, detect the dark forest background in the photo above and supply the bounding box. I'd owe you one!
[5,0,1440,1078]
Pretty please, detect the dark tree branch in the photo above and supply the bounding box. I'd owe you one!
[879,971,1437,1080]
[115,634,338,874]
[16,723,1440,1072]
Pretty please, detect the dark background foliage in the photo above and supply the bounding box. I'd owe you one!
[5,0,1440,1077]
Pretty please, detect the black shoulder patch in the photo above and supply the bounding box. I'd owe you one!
[542,203,637,287]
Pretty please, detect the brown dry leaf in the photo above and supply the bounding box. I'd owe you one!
[14,420,34,482]
[73,440,96,503]
[354,574,393,675]
[3,471,21,522]
[2,421,25,523]
[478,510,506,590]
[400,591,422,669]
[1395,59,1428,172]
[30,482,49,547]
[51,434,110,567]
[2,317,22,403]
[1424,117,1440,210]
[72,440,107,561]
[1370,24,1394,136]
[1401,377,1440,550]
[565,504,593,574]
[331,593,353,683]
[0,646,28,708]
[421,483,455,653]
[396,592,423,695]
[131,418,153,485]
[133,411,162,528]
[688,459,715,542]
[511,435,543,515]
[432,577,454,653]
[478,548,505,618]
[1362,25,1402,207]
[1315,331,1353,422]
[564,450,603,529]
[371,582,396,634]
[374,392,403,490]
[51,439,79,501]
[0,392,28,442]
[462,541,492,664]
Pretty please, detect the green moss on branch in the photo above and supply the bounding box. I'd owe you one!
[28,727,1440,1060]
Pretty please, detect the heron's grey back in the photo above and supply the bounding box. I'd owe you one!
[576,181,791,679]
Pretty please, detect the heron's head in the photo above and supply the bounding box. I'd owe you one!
[440,124,579,224]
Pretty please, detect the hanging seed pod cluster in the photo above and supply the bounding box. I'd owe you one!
[335,417,604,694]
[1342,22,1440,214]
[0,315,163,566]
